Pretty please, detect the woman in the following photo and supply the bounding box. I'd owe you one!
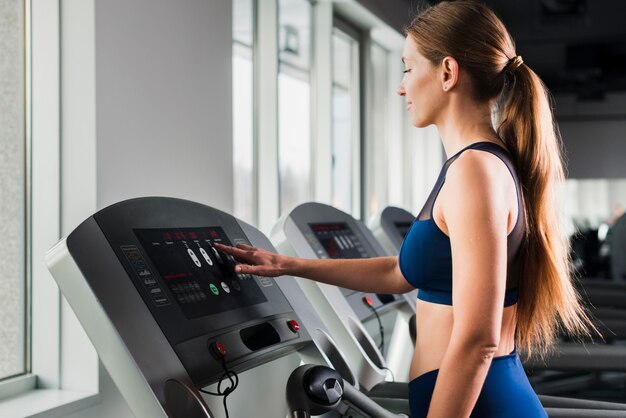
[216,2,594,417]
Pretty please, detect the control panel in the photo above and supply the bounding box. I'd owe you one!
[66,198,311,388]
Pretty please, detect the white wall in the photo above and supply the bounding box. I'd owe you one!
[60,0,233,416]
[556,92,626,179]
[554,93,626,229]
[94,0,233,211]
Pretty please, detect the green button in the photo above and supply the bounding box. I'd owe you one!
[209,283,219,295]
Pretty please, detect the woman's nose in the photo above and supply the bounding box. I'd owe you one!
[397,84,405,96]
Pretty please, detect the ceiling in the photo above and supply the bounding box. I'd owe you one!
[413,0,626,99]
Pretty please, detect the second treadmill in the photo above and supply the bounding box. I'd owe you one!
[272,202,416,386]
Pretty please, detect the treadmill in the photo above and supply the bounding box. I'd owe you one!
[368,206,415,258]
[46,197,412,418]
[272,202,416,385]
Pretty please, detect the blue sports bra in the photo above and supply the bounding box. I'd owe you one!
[398,141,525,307]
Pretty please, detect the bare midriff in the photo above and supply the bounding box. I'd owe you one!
[410,299,517,380]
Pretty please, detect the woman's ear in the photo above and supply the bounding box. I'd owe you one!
[440,56,459,91]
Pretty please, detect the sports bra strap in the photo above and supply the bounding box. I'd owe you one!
[417,141,521,225]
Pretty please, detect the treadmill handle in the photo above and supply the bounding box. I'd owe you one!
[287,365,343,417]
[286,364,408,418]
[342,383,409,418]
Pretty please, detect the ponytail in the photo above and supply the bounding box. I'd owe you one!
[497,65,596,358]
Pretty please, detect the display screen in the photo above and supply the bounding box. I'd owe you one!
[394,221,413,239]
[134,227,267,319]
[309,223,369,259]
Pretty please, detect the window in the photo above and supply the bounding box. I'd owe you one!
[0,0,27,383]
[405,123,442,214]
[233,0,255,225]
[331,25,360,217]
[278,0,312,214]
[232,0,435,227]
[561,178,626,236]
[363,35,443,220]
[1,1,100,413]
[364,42,390,220]
[560,178,626,280]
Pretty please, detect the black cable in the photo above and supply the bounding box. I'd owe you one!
[370,310,395,382]
[199,357,239,418]
[370,306,385,357]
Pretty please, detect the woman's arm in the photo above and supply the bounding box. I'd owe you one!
[425,150,512,418]
[214,243,415,294]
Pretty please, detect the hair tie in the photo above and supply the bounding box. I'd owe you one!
[505,55,524,73]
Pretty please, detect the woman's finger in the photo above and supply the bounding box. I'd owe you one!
[215,242,256,257]
[235,263,278,277]
[214,243,247,256]
[213,242,235,252]
[235,243,255,250]
[215,244,260,264]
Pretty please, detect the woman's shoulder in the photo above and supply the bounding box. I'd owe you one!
[446,147,512,191]
[442,148,515,216]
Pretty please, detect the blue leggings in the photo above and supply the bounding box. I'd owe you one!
[408,349,547,417]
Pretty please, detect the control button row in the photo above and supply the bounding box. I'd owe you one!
[238,273,254,280]
[149,286,171,306]
[121,245,171,307]
[171,281,202,292]
[187,245,225,268]
[173,279,242,304]
[176,292,207,304]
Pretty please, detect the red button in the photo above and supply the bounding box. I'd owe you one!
[287,320,300,333]
[213,341,227,358]
[362,296,374,308]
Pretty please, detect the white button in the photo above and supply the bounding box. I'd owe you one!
[199,247,213,266]
[187,249,202,267]
[221,281,231,294]
[211,245,224,264]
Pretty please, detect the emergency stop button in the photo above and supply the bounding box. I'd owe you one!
[211,340,228,358]
[287,320,300,333]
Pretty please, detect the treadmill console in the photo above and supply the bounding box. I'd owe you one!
[66,198,310,388]
[133,227,267,318]
[309,223,369,259]
[369,206,416,257]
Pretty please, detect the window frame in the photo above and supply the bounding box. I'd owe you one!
[0,0,100,415]
[330,17,362,218]
[0,0,29,387]
[276,0,315,216]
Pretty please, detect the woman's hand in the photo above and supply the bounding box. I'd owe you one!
[215,244,409,294]
[214,242,297,277]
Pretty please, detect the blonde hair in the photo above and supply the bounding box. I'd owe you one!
[405,1,595,358]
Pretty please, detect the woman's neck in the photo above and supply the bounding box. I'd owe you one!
[436,95,502,158]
